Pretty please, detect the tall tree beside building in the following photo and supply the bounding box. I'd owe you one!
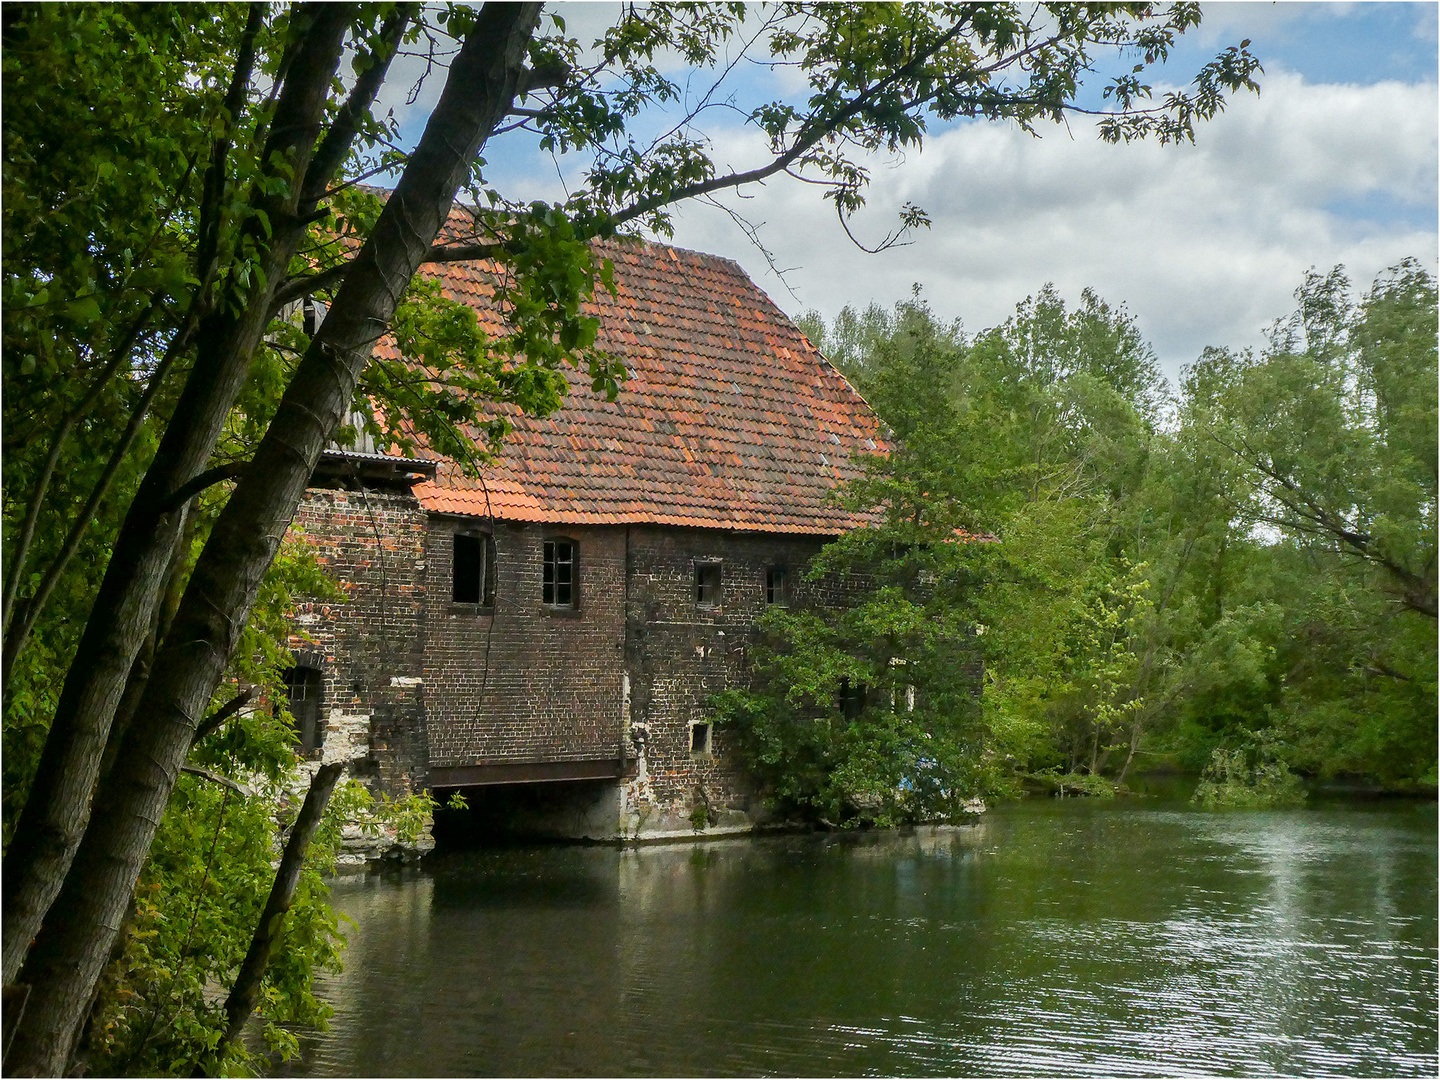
[1184,261,1437,783]
[783,263,1436,803]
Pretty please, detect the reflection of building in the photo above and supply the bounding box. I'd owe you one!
[286,234,884,838]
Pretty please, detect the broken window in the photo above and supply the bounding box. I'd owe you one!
[695,561,721,606]
[543,538,577,608]
[281,666,323,756]
[838,677,867,719]
[889,657,915,712]
[765,565,788,606]
[690,721,712,755]
[891,684,917,713]
[452,533,496,606]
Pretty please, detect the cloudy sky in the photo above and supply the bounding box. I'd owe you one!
[384,3,1438,383]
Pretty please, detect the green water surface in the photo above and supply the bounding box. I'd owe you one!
[282,798,1437,1077]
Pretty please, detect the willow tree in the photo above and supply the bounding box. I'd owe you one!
[1,3,1259,1071]
[1189,262,1438,782]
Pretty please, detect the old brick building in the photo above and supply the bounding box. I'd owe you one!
[288,235,884,839]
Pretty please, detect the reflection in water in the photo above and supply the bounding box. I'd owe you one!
[281,801,1437,1077]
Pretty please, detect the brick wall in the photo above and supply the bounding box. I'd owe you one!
[422,521,627,767]
[290,489,875,834]
[622,526,836,826]
[288,486,430,795]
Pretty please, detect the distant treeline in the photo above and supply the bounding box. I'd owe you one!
[713,263,1437,822]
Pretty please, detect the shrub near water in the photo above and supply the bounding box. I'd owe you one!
[1191,734,1307,809]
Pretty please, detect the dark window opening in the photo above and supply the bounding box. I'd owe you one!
[302,297,328,337]
[690,722,712,755]
[543,538,576,608]
[281,666,323,756]
[695,562,721,606]
[766,565,788,606]
[838,677,867,719]
[452,533,496,606]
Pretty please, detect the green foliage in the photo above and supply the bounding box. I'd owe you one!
[714,304,992,824]
[1183,262,1438,783]
[0,2,1266,1070]
[789,262,1436,802]
[688,794,714,832]
[74,528,364,1075]
[82,777,340,1077]
[733,286,1180,813]
[1203,261,1437,620]
[1191,732,1307,810]
[1029,770,1119,798]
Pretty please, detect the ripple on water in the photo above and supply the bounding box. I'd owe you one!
[282,803,1437,1078]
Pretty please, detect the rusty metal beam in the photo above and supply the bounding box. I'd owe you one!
[428,757,636,789]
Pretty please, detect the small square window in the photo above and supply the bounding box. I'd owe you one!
[690,721,712,755]
[453,533,496,606]
[695,562,721,606]
[766,565,788,606]
[543,538,576,608]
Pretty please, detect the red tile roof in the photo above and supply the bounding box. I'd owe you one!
[384,234,885,534]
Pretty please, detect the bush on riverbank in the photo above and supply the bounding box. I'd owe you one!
[1191,735,1308,809]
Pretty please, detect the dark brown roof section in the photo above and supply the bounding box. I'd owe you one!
[386,234,886,534]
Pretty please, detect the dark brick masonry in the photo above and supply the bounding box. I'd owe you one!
[286,482,856,835]
[289,486,432,796]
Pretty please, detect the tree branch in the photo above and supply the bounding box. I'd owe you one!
[160,462,250,514]
[301,4,416,210]
[191,688,255,745]
[178,765,253,799]
[1210,427,1436,619]
[270,261,354,311]
[421,240,505,265]
[1,287,173,636]
[606,17,974,230]
[200,761,343,1075]
[1,299,203,692]
[196,3,266,286]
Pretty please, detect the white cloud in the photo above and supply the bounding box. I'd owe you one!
[364,7,1436,384]
[1187,1,1357,48]
[661,71,1438,381]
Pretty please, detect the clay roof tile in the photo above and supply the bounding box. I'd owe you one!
[402,225,885,534]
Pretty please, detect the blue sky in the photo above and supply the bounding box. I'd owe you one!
[1182,2,1437,85]
[377,3,1438,382]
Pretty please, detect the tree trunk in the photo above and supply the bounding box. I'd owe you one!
[4,7,539,1073]
[1116,718,1143,787]
[200,761,344,1076]
[0,4,352,989]
[98,502,198,788]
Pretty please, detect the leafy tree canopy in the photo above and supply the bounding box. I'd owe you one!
[743,261,1435,823]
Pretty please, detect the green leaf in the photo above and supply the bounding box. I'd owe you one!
[66,296,102,325]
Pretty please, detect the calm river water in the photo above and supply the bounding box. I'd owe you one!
[282,798,1436,1077]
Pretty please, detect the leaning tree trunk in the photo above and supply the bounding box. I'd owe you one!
[202,761,345,1076]
[0,3,354,988]
[4,6,540,1073]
